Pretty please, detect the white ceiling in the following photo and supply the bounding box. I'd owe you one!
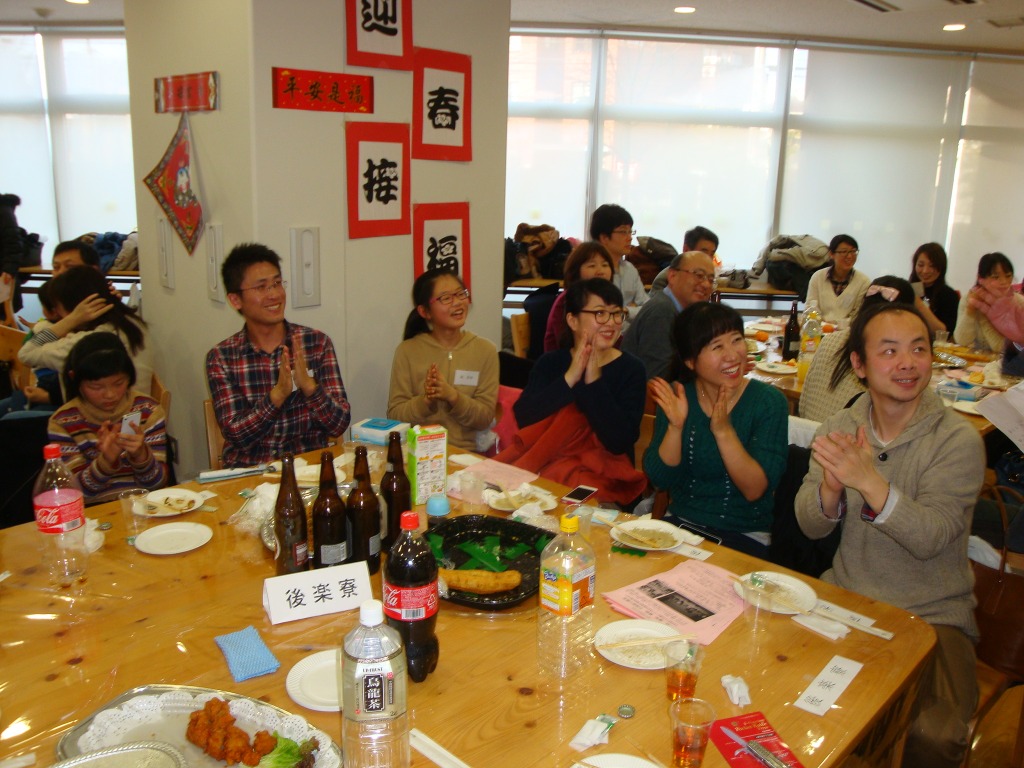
[1,0,1023,54]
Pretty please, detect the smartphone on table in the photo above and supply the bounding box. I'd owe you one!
[561,484,598,505]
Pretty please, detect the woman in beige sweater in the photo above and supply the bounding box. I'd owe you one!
[388,268,498,452]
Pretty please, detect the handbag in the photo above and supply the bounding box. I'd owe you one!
[994,450,1024,494]
[972,484,1024,682]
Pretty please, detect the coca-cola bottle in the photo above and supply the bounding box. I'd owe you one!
[379,431,410,552]
[33,443,88,588]
[312,451,348,568]
[274,453,309,574]
[346,446,381,575]
[383,510,439,683]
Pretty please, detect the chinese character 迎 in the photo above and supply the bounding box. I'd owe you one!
[426,87,460,131]
[360,0,399,36]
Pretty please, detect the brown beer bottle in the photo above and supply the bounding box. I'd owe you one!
[782,300,801,361]
[346,446,381,575]
[273,453,309,574]
[312,451,348,569]
[379,431,411,552]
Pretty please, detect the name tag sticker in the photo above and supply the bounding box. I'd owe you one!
[794,654,864,716]
[454,369,479,386]
[263,561,371,624]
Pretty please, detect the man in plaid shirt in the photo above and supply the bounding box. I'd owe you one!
[206,243,351,467]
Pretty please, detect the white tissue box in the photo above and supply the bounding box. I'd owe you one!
[351,417,410,445]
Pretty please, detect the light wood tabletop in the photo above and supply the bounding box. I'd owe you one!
[0,447,935,767]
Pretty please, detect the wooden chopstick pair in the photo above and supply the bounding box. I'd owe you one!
[595,633,694,650]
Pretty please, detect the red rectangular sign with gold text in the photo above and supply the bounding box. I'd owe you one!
[272,67,373,114]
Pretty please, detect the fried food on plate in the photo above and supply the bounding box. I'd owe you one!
[186,697,277,766]
[440,567,522,594]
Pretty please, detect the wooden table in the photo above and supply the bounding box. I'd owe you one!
[0,448,935,767]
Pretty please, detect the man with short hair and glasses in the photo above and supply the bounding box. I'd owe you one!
[205,242,351,466]
[589,204,648,326]
[623,250,716,379]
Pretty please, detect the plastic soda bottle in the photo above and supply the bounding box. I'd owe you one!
[537,513,596,679]
[383,510,440,683]
[341,599,410,768]
[801,300,822,356]
[32,443,87,587]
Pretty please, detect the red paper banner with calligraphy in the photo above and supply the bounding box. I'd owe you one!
[413,48,472,161]
[345,121,411,239]
[154,71,219,113]
[413,202,471,293]
[272,67,374,114]
[345,0,413,70]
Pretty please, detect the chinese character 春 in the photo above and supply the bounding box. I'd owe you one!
[360,0,398,36]
[427,235,459,272]
[362,158,400,205]
[312,583,333,603]
[285,588,307,609]
[426,87,460,131]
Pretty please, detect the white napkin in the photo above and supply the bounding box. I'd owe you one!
[721,674,751,706]
[84,518,104,553]
[512,505,559,532]
[793,612,851,641]
[569,716,615,752]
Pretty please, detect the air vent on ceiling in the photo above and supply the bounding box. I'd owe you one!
[988,15,1024,27]
[943,0,982,5]
[846,0,902,12]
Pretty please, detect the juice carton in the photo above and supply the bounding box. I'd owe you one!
[406,425,448,505]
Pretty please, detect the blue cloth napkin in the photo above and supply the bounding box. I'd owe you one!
[214,626,280,682]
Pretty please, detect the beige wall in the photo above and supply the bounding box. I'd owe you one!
[125,0,510,478]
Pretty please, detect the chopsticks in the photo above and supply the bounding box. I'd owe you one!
[596,633,693,650]
[739,573,894,641]
[607,521,665,549]
[410,728,472,768]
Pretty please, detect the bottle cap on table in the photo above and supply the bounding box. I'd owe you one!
[426,495,450,518]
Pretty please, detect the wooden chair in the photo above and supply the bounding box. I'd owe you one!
[510,312,531,358]
[149,372,171,415]
[204,399,225,471]
[638,382,670,519]
[963,484,1024,767]
[0,324,32,394]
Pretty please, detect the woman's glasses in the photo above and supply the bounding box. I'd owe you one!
[430,288,471,305]
[577,308,626,324]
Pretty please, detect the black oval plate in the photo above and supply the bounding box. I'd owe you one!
[429,514,552,609]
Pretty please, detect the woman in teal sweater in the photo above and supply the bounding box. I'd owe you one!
[644,302,788,557]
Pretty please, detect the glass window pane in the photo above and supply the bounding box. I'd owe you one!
[509,36,594,105]
[505,117,590,236]
[61,37,130,96]
[0,34,44,105]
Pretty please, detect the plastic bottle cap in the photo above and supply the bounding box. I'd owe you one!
[43,443,61,460]
[360,599,384,626]
[400,510,418,530]
[426,495,450,517]
[559,513,579,533]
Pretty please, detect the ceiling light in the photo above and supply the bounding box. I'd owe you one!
[674,6,697,14]
[943,23,966,31]
[65,0,90,5]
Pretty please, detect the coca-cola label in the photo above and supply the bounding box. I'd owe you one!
[34,491,85,535]
[382,580,438,621]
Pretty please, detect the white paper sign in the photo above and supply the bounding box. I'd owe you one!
[263,561,371,625]
[794,654,864,716]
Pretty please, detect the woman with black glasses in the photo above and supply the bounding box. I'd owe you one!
[499,278,647,505]
[388,267,498,452]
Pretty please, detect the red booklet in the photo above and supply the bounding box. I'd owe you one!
[710,712,805,767]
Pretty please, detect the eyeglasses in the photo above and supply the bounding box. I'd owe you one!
[677,268,714,284]
[577,308,626,325]
[430,288,471,305]
[612,228,637,237]
[834,249,859,258]
[238,279,286,296]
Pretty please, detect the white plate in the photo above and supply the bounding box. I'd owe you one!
[294,460,347,487]
[954,400,981,415]
[748,322,782,333]
[734,571,817,615]
[572,754,658,768]
[487,486,557,513]
[134,522,213,555]
[745,339,768,355]
[593,619,679,670]
[610,519,695,551]
[755,360,798,376]
[143,489,204,517]
[448,453,484,467]
[286,650,341,712]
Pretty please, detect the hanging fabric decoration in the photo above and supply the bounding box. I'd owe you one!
[144,112,204,254]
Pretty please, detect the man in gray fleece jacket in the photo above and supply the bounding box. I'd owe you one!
[795,302,984,768]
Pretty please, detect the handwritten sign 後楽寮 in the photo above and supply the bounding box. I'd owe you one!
[262,560,371,624]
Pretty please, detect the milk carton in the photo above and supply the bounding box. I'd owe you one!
[406,425,448,505]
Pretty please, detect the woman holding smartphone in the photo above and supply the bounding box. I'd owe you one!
[644,302,788,557]
[48,332,168,504]
[910,242,960,335]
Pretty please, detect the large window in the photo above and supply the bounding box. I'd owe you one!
[0,32,135,262]
[508,32,1024,290]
